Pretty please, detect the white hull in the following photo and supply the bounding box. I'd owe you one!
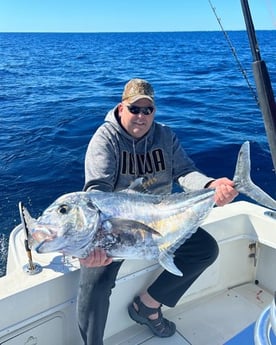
[1,201,276,344]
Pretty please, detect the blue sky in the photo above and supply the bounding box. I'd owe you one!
[0,0,275,33]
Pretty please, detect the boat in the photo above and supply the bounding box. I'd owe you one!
[1,201,276,345]
[1,1,276,344]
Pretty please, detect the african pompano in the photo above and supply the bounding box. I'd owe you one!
[21,141,276,276]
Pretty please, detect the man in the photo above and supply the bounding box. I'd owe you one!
[77,78,238,344]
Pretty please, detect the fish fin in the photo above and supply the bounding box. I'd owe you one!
[158,250,183,276]
[157,227,197,276]
[105,218,162,236]
[233,141,276,210]
[127,177,148,192]
[125,177,156,194]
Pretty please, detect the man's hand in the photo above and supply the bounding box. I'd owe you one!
[79,248,113,267]
[208,178,238,206]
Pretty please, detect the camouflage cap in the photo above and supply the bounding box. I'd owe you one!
[122,78,154,104]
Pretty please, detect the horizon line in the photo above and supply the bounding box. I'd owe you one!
[1,29,275,34]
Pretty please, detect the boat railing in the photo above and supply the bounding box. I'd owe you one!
[254,291,276,345]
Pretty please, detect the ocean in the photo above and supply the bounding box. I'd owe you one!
[0,31,275,276]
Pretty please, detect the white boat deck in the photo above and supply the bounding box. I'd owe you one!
[105,283,273,345]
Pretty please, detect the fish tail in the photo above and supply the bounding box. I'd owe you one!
[233,141,276,210]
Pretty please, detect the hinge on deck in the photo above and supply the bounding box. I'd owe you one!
[248,242,257,267]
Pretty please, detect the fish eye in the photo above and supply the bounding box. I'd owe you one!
[58,204,70,215]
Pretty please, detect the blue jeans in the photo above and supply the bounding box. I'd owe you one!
[77,227,219,345]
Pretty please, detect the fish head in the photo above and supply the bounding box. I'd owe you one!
[27,192,101,257]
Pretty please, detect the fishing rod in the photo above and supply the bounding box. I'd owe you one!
[208,0,257,103]
[240,0,276,172]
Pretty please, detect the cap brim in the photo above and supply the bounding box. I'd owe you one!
[127,95,154,104]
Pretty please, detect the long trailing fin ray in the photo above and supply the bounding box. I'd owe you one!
[233,141,276,210]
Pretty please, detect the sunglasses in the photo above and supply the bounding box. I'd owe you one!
[127,105,155,116]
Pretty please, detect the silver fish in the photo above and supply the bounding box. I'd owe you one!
[21,141,276,276]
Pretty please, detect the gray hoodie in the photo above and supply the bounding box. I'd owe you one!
[84,106,214,194]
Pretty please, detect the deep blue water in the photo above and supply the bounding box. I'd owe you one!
[1,31,276,276]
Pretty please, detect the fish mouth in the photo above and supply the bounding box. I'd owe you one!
[28,224,58,252]
[31,225,56,242]
[34,239,55,253]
